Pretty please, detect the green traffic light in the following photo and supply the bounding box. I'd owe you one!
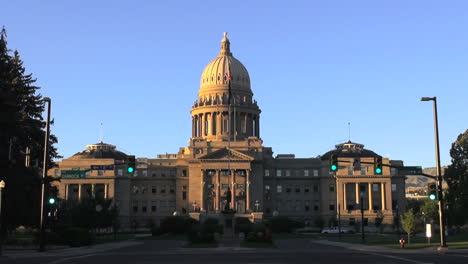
[48,197,56,204]
[375,168,382,174]
[127,167,134,173]
[331,165,337,171]
[429,194,436,200]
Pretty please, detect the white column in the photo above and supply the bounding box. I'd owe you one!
[78,184,82,201]
[64,184,68,200]
[355,183,359,204]
[201,170,205,211]
[246,170,251,211]
[343,183,347,211]
[231,170,236,209]
[368,183,373,211]
[104,184,108,199]
[215,170,220,211]
[381,183,386,210]
[91,184,95,198]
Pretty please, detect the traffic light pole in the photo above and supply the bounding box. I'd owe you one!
[421,96,446,248]
[39,97,51,252]
[432,98,447,248]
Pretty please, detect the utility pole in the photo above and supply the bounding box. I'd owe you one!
[421,96,447,248]
[39,97,51,252]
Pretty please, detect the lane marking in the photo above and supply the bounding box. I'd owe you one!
[47,253,97,264]
[366,252,432,264]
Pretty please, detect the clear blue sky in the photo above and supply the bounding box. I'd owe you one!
[3,0,467,167]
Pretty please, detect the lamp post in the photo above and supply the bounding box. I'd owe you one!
[360,189,365,243]
[39,97,51,252]
[0,180,5,256]
[421,96,447,248]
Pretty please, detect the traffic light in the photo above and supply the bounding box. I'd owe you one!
[330,154,338,172]
[127,155,136,174]
[374,156,383,175]
[48,185,58,205]
[428,183,437,200]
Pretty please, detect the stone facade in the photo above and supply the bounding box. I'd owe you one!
[49,33,406,230]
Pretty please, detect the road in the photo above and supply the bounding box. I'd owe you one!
[2,238,468,264]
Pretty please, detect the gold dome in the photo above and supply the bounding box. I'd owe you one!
[199,33,251,98]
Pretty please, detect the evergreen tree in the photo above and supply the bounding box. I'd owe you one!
[444,129,468,226]
[0,27,60,231]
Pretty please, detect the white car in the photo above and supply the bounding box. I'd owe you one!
[321,227,354,234]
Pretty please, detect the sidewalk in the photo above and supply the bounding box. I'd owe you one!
[311,239,468,255]
[2,240,143,259]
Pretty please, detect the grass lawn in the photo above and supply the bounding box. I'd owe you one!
[272,233,316,239]
[240,241,276,248]
[184,242,218,248]
[141,234,186,240]
[94,233,136,244]
[317,232,468,249]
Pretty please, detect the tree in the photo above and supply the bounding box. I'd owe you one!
[401,210,417,244]
[420,199,438,224]
[0,27,60,232]
[444,129,468,226]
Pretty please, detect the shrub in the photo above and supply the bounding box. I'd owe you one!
[269,216,295,233]
[151,226,164,237]
[160,216,188,234]
[62,227,93,247]
[235,217,253,234]
[245,223,272,243]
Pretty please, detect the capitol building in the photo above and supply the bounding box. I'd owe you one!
[50,33,406,230]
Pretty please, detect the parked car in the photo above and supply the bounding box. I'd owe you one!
[321,227,354,234]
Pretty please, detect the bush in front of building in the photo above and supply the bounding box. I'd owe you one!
[160,216,189,234]
[235,217,253,234]
[187,218,221,244]
[245,223,272,243]
[61,227,94,247]
[266,216,303,233]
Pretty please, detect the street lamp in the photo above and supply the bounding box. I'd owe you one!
[421,96,447,248]
[0,180,5,256]
[39,97,51,252]
[360,188,365,243]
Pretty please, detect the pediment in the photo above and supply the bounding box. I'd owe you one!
[198,148,254,161]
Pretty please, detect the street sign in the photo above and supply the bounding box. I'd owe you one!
[399,166,423,175]
[61,170,90,179]
[426,224,432,238]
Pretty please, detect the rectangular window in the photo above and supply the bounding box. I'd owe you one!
[295,200,301,211]
[170,185,175,194]
[142,170,148,177]
[285,170,291,177]
[152,186,156,194]
[304,169,309,177]
[277,185,282,193]
[170,169,175,177]
[183,191,187,200]
[348,167,353,175]
[329,203,335,211]
[182,169,187,177]
[304,200,310,211]
[391,168,397,176]
[264,169,270,177]
[360,167,367,176]
[161,185,166,194]
[142,206,147,213]
[276,169,282,177]
[313,185,319,192]
[373,184,379,192]
[391,184,397,192]
[117,169,123,176]
[314,200,319,211]
[151,201,157,212]
[329,184,335,192]
[132,201,138,213]
[295,185,300,193]
[98,170,104,176]
[304,185,310,193]
[313,169,319,177]
[286,186,291,193]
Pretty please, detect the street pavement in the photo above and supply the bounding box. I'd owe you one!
[2,237,468,264]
